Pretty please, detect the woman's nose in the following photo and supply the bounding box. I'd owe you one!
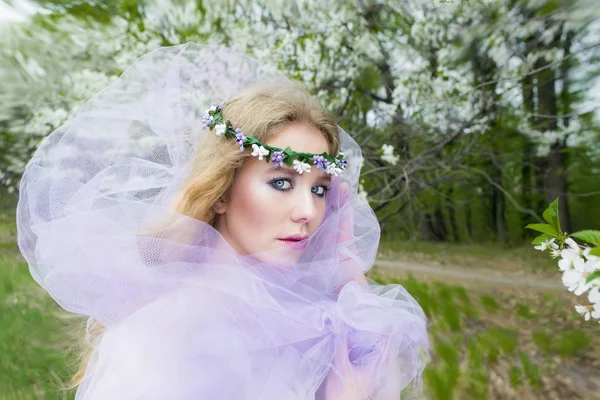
[290,189,318,223]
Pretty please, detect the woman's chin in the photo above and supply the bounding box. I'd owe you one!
[249,244,304,269]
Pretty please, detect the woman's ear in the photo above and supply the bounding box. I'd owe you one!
[214,198,227,215]
[214,190,230,215]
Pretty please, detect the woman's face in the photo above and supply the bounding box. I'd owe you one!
[214,122,332,264]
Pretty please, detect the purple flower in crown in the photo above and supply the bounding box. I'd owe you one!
[313,155,329,172]
[271,150,285,168]
[235,128,247,151]
[335,158,348,169]
[201,103,221,130]
[201,114,212,130]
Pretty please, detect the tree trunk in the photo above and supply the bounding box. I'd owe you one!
[521,72,536,239]
[446,186,458,242]
[535,50,571,232]
[491,156,508,244]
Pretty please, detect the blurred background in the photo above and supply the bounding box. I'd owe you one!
[1,0,600,399]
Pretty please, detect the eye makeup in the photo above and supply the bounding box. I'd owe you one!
[267,176,329,198]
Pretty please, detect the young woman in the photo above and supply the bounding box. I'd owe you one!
[17,44,429,399]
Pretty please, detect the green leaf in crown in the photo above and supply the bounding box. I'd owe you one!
[201,103,348,176]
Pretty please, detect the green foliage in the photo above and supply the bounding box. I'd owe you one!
[0,214,76,398]
[528,198,600,287]
[3,0,599,240]
[570,230,600,247]
[543,198,561,233]
[528,199,600,246]
[515,303,538,320]
[519,352,542,388]
[508,365,522,389]
[531,329,554,353]
[531,233,554,246]
[465,340,489,399]
[526,223,558,237]
[480,295,499,313]
[370,264,597,399]
[589,248,600,257]
[532,328,592,357]
[425,339,460,400]
[555,329,591,357]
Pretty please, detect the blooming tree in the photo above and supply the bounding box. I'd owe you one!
[2,0,599,240]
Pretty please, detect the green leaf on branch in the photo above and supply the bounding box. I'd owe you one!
[588,248,600,257]
[585,271,600,285]
[543,198,561,233]
[526,224,558,237]
[531,234,553,246]
[570,230,600,247]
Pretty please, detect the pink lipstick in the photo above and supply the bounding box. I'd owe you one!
[277,235,309,250]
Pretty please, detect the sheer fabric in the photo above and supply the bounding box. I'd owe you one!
[16,43,429,399]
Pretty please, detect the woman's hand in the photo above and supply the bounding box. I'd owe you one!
[323,338,371,400]
[324,333,398,400]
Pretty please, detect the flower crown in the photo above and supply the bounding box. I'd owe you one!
[201,103,348,176]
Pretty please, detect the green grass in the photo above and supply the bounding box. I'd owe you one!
[367,268,600,399]
[0,211,77,400]
[378,236,558,274]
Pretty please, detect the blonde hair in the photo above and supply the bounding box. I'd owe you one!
[69,82,340,388]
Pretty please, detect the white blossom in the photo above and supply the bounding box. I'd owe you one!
[592,304,600,321]
[251,144,269,161]
[293,160,311,174]
[215,124,226,136]
[583,247,600,262]
[565,238,581,253]
[589,287,600,305]
[534,238,558,252]
[558,248,583,271]
[357,182,369,205]
[325,163,343,176]
[575,304,592,321]
[380,144,399,166]
[561,256,596,295]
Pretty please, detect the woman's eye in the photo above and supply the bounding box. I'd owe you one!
[312,185,328,196]
[270,179,292,191]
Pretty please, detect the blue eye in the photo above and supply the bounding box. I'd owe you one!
[270,178,292,191]
[312,185,329,197]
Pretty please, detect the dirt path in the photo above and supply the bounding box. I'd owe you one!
[373,259,564,291]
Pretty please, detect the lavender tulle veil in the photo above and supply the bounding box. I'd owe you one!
[16,43,429,399]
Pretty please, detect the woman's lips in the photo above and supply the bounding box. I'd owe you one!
[277,236,309,250]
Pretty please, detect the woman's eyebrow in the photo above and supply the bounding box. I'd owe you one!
[319,174,332,183]
[267,164,332,183]
[268,165,295,174]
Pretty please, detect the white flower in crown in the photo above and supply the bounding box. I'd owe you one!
[326,162,343,176]
[215,124,226,136]
[204,104,217,117]
[251,144,269,160]
[293,160,312,174]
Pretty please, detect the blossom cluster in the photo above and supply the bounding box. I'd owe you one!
[201,104,348,176]
[529,199,600,322]
[535,237,600,321]
[380,144,399,166]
